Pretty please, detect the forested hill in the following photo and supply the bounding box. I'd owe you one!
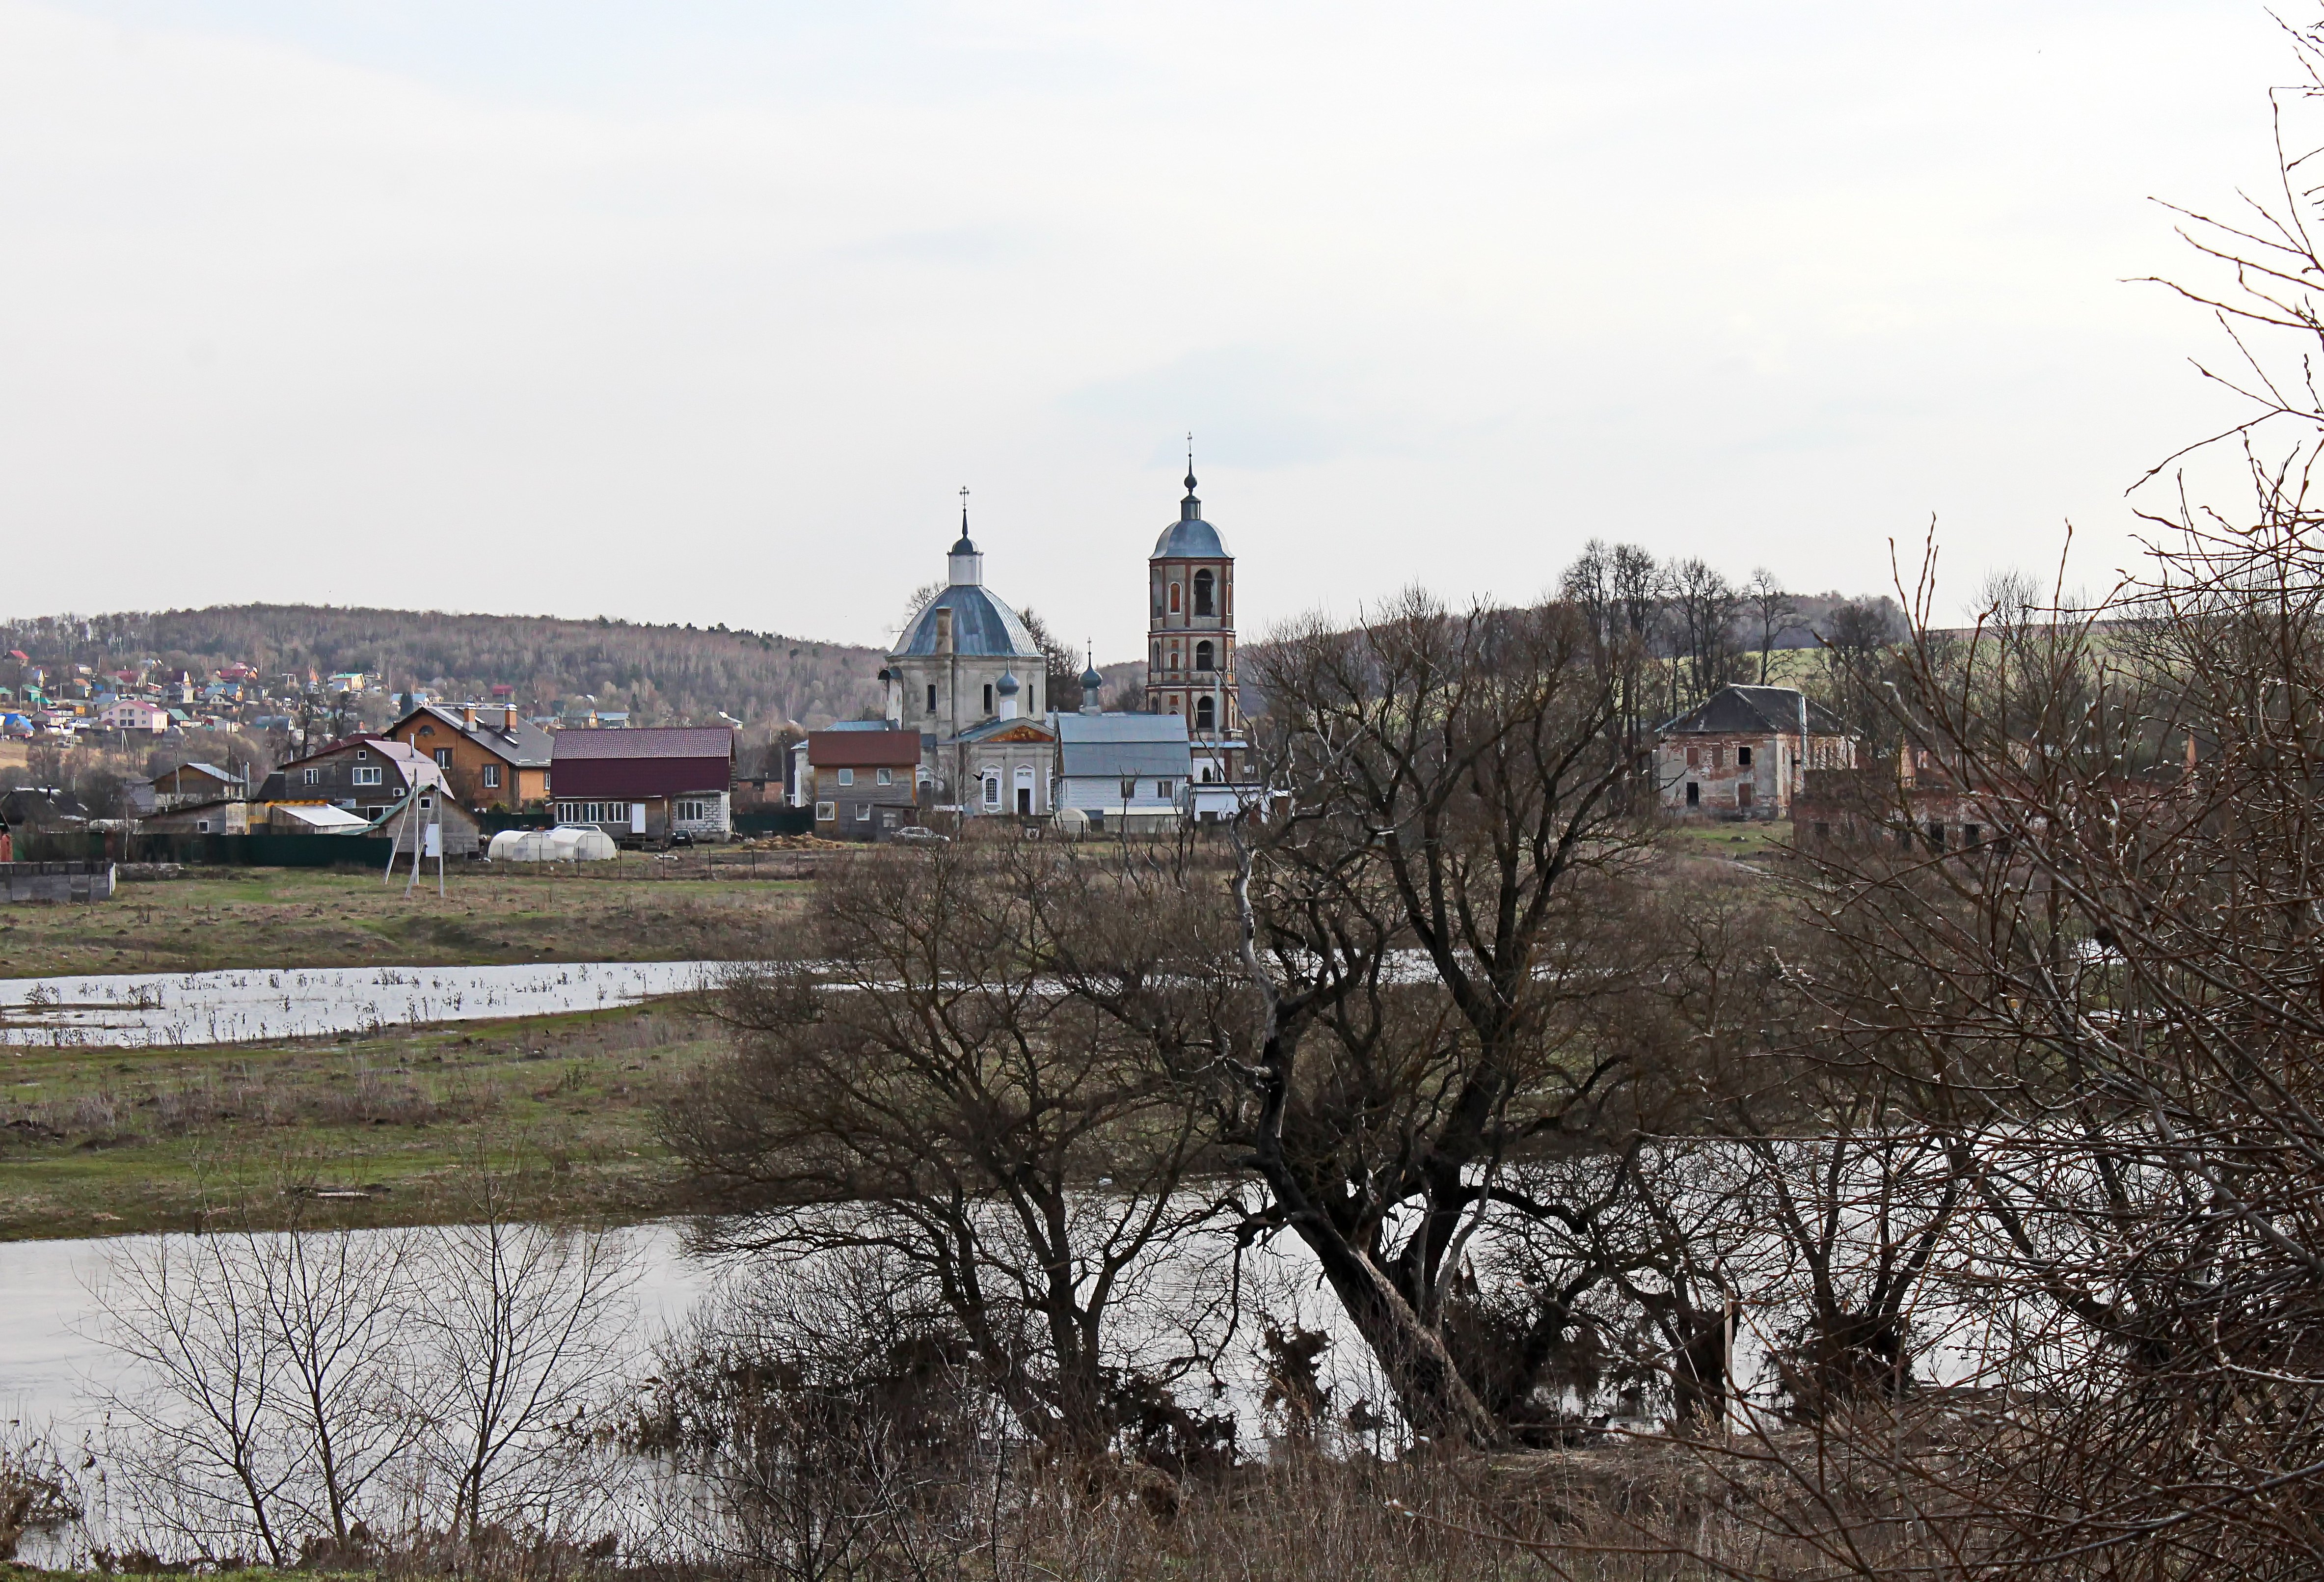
[0,605,886,729]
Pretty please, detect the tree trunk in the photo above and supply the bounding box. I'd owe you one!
[1282,1203,1502,1449]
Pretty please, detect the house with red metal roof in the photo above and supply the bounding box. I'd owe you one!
[805,724,923,841]
[549,726,735,846]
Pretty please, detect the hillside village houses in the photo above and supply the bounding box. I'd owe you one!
[5,460,1891,859]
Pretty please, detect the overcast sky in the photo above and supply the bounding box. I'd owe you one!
[0,1,2302,657]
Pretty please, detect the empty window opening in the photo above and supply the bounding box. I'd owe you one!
[1193,570,1215,616]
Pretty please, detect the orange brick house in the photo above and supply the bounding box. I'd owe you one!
[384,703,553,811]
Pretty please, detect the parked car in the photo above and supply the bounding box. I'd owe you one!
[893,826,951,846]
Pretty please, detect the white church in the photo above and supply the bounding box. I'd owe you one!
[806,467,1248,836]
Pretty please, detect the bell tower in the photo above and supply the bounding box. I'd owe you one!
[1145,459,1240,778]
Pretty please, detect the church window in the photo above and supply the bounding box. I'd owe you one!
[983,774,1000,807]
[1194,640,1214,672]
[1169,583,1181,613]
[1196,696,1216,730]
[926,683,937,712]
[983,682,993,714]
[1193,570,1215,616]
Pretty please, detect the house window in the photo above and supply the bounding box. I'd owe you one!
[1686,746,1700,769]
[1193,569,1215,616]
[1194,640,1214,672]
[435,748,453,768]
[857,803,872,821]
[838,767,854,787]
[302,768,321,786]
[983,775,1000,807]
[356,749,368,760]
[1196,696,1216,730]
[677,798,712,822]
[1964,824,1982,846]
[1156,779,1173,799]
[1738,746,1753,767]
[815,801,837,821]
[419,796,432,810]
[1686,782,1700,807]
[927,683,937,712]
[195,819,210,833]
[351,765,383,787]
[1121,778,1137,800]
[876,767,893,786]
[482,764,500,789]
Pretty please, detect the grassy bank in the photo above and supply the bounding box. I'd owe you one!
[0,1002,725,1239]
[0,859,810,977]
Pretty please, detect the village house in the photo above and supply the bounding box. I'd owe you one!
[383,702,553,810]
[102,698,172,735]
[256,736,481,853]
[806,724,924,841]
[1655,684,1856,820]
[130,762,249,814]
[141,798,250,835]
[1054,703,1193,834]
[550,726,735,846]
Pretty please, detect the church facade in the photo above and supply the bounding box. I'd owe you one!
[851,468,1249,832]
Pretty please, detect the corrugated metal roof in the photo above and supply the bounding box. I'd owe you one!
[807,729,923,767]
[552,727,735,761]
[1056,713,1190,745]
[1061,741,1193,777]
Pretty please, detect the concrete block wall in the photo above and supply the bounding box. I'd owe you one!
[0,861,117,903]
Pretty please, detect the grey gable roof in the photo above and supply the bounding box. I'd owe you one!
[1659,685,1850,737]
[1058,711,1193,778]
[407,704,554,767]
[894,585,1041,659]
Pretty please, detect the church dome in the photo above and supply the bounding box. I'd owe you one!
[895,586,1040,659]
[996,669,1020,696]
[1152,469,1229,559]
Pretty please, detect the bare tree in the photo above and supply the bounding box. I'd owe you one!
[665,840,1227,1455]
[92,1219,417,1565]
[1217,589,1680,1446]
[1744,568,1799,685]
[417,1182,637,1543]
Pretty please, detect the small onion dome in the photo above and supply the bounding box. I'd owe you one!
[1080,661,1105,691]
[995,669,1021,696]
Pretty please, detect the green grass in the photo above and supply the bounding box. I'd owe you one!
[1665,819,1794,859]
[0,1003,725,1239]
[0,860,810,977]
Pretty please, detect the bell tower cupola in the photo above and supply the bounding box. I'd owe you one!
[1144,441,1240,776]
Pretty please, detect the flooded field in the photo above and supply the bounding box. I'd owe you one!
[0,961,735,1048]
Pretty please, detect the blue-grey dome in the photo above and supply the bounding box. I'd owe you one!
[1152,471,1229,559]
[1080,661,1105,690]
[895,585,1040,658]
[995,669,1020,695]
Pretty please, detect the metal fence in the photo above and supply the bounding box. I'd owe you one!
[17,831,399,869]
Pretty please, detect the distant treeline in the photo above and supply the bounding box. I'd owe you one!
[0,605,887,731]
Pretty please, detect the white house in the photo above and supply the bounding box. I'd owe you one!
[102,698,171,734]
[1055,709,1192,834]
